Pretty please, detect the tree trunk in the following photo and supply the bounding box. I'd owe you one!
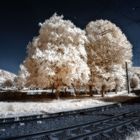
[72,84,77,97]
[101,90,105,97]
[55,89,60,99]
[52,83,54,94]
[89,85,93,96]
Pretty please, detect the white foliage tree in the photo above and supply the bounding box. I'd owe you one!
[15,64,29,89]
[21,14,90,94]
[85,20,133,89]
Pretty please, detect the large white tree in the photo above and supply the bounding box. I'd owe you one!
[21,14,90,94]
[85,20,133,90]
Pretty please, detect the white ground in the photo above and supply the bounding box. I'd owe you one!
[0,99,111,118]
[125,130,140,140]
[106,90,137,97]
[0,91,137,118]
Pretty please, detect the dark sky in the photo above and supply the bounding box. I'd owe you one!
[0,0,140,74]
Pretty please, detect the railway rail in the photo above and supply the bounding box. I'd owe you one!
[0,103,121,125]
[1,103,140,140]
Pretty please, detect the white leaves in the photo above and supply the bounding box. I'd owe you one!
[18,14,133,90]
[21,14,90,88]
[86,20,133,89]
[38,22,42,27]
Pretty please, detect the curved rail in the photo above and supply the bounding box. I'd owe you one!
[0,103,121,125]
[1,103,140,140]
[2,108,140,140]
